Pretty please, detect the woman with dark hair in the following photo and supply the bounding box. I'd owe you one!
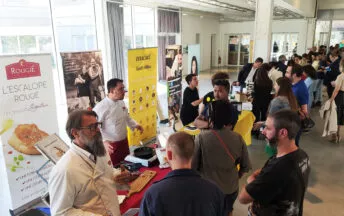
[191,56,198,75]
[252,64,273,123]
[180,74,203,125]
[192,100,251,216]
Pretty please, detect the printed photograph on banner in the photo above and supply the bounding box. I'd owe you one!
[0,54,58,211]
[166,45,183,124]
[127,48,158,145]
[61,51,105,112]
[188,44,201,75]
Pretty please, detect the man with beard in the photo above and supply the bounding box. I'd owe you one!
[93,78,143,165]
[49,110,125,216]
[238,110,310,216]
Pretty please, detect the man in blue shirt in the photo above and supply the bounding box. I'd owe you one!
[139,132,226,216]
[286,64,309,114]
[285,63,309,146]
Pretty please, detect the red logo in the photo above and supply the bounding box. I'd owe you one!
[5,59,41,80]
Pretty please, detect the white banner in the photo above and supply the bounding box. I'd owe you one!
[0,54,58,213]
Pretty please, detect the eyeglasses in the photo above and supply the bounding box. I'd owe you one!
[79,122,102,132]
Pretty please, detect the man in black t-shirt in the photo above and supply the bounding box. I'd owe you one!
[195,72,238,129]
[238,110,310,216]
[180,74,203,125]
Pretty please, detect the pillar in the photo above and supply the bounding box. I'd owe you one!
[305,18,316,52]
[253,0,273,62]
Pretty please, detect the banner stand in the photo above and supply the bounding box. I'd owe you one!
[9,197,42,216]
[36,161,50,185]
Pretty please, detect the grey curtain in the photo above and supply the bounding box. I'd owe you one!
[158,9,180,33]
[157,8,180,80]
[158,36,167,80]
[107,2,125,82]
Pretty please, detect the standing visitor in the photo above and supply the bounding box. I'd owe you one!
[329,59,344,143]
[140,132,226,216]
[238,110,310,216]
[193,100,251,216]
[180,74,203,126]
[93,78,143,165]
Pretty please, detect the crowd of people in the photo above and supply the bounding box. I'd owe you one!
[46,44,344,216]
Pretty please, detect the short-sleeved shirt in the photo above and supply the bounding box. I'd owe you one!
[139,169,226,216]
[246,149,310,216]
[180,87,200,125]
[335,73,344,91]
[292,80,309,106]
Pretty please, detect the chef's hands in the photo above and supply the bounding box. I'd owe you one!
[103,141,114,154]
[135,125,144,134]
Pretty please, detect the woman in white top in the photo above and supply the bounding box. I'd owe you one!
[330,58,344,143]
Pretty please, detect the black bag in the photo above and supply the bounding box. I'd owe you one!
[298,110,315,129]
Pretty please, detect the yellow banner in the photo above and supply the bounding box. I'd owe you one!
[127,48,158,145]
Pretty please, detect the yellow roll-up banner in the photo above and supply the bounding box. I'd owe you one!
[127,48,158,146]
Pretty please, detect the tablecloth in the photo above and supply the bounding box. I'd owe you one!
[118,166,171,214]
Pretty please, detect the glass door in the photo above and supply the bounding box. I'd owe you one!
[226,34,251,66]
[271,33,298,61]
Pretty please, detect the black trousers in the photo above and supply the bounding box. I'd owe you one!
[252,103,269,122]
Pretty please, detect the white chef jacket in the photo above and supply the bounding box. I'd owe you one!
[49,143,120,216]
[93,97,137,142]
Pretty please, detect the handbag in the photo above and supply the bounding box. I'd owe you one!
[298,110,315,129]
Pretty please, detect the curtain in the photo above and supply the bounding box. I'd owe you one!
[107,2,125,82]
[157,9,180,80]
[158,9,180,33]
[158,36,167,80]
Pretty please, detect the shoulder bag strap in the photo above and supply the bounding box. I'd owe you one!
[211,129,235,163]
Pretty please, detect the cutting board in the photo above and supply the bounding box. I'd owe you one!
[127,170,157,197]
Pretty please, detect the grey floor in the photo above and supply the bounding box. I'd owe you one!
[182,68,344,216]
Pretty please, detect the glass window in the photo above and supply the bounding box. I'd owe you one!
[271,33,298,61]
[314,21,331,48]
[330,20,344,46]
[19,35,36,53]
[38,36,52,52]
[51,0,97,52]
[1,36,19,54]
[133,6,155,48]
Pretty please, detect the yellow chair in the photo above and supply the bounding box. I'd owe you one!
[233,110,256,146]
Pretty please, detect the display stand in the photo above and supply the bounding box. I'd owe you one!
[36,161,51,185]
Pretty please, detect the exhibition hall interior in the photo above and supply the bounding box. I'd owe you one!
[0,0,344,215]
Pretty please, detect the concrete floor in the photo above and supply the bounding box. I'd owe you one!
[187,68,344,216]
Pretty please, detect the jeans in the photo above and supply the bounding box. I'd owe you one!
[314,79,323,103]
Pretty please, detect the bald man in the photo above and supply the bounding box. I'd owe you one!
[139,132,225,216]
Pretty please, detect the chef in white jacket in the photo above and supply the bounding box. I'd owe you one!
[49,110,124,216]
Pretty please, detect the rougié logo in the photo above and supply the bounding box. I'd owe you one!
[5,59,41,80]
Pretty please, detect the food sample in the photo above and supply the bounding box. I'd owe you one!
[8,124,48,155]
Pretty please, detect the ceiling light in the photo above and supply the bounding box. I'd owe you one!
[183,13,188,16]
[119,4,124,7]
[200,16,204,18]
